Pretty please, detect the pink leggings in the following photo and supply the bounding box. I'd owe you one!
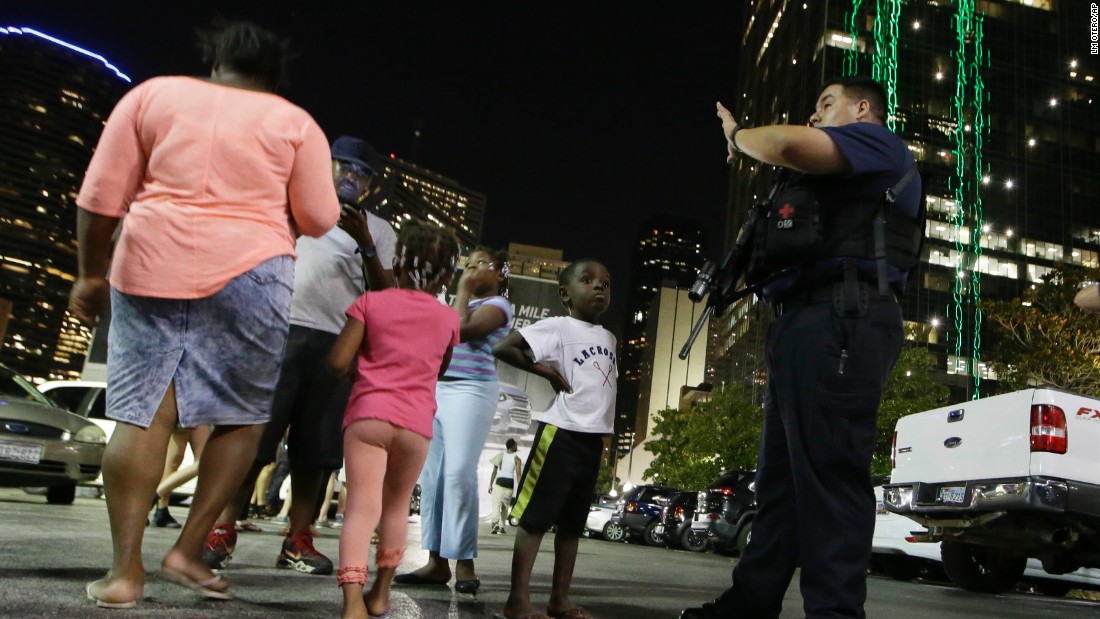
[340,419,430,574]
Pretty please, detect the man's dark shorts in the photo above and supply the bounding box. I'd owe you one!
[255,324,350,469]
[510,422,602,535]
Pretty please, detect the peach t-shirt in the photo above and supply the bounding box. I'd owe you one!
[77,76,339,298]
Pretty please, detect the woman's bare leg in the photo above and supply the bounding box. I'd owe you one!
[87,382,180,605]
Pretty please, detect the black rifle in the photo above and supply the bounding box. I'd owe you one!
[679,173,790,360]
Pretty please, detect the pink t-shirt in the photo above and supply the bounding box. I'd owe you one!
[77,76,340,298]
[343,289,461,438]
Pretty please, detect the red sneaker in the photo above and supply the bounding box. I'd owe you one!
[275,530,333,575]
[201,524,237,570]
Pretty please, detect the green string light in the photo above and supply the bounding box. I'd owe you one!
[845,0,864,76]
[871,0,901,130]
[950,0,987,400]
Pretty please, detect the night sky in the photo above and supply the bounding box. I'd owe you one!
[7,2,747,335]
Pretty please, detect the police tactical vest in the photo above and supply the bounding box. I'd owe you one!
[746,167,922,292]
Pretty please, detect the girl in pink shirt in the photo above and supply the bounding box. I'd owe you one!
[327,223,461,619]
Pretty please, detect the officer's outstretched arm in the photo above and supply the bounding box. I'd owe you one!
[734,125,851,176]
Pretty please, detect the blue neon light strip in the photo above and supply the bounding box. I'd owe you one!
[1,26,131,82]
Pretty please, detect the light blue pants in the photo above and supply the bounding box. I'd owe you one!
[418,379,497,560]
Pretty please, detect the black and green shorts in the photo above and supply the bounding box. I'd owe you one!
[510,422,603,535]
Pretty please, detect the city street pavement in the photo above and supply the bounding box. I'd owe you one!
[1,487,1098,618]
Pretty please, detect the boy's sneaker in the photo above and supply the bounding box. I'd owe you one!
[276,530,333,575]
[201,524,237,570]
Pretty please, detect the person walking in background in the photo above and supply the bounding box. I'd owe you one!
[202,136,396,575]
[492,259,616,619]
[69,21,339,608]
[150,425,211,528]
[394,247,513,594]
[329,223,461,619]
[488,438,522,534]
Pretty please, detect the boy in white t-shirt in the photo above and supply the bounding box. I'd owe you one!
[492,259,616,619]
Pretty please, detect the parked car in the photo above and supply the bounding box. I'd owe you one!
[0,365,106,504]
[585,502,618,540]
[37,379,198,497]
[491,383,532,434]
[613,484,681,547]
[690,470,755,555]
[872,486,1100,596]
[656,490,703,551]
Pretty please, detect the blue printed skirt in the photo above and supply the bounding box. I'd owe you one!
[105,256,293,428]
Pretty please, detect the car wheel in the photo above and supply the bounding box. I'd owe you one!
[680,528,709,553]
[46,484,76,505]
[941,541,1026,594]
[603,520,626,542]
[1034,581,1072,597]
[643,520,666,547]
[735,520,753,554]
[876,555,923,581]
[508,515,519,527]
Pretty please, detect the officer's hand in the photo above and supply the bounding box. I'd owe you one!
[716,101,739,163]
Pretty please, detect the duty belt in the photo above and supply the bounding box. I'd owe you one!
[772,281,896,318]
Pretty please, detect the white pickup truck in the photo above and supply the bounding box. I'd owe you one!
[883,388,1100,594]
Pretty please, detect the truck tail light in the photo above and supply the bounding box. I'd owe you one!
[891,431,897,470]
[1030,404,1067,454]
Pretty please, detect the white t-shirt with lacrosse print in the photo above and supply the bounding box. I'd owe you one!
[518,316,617,435]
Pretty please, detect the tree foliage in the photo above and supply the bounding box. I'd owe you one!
[642,385,763,490]
[642,344,950,485]
[984,265,1100,395]
[874,345,950,476]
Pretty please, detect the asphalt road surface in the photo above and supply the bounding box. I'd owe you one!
[1,487,1097,618]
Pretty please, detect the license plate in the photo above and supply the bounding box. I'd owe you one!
[938,486,966,505]
[0,439,43,464]
[653,524,665,535]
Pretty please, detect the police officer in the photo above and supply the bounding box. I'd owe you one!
[682,77,921,619]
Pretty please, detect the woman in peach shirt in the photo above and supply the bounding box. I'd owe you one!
[69,22,339,607]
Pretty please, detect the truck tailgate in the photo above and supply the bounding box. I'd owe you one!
[891,390,1034,483]
[1034,389,1100,487]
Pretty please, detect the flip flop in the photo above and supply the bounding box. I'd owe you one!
[547,607,593,619]
[161,569,234,600]
[84,580,138,609]
[492,612,553,619]
[392,572,449,586]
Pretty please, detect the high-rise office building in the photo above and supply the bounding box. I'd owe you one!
[617,214,707,453]
[0,27,130,381]
[716,1,1099,402]
[378,155,487,248]
[617,286,710,486]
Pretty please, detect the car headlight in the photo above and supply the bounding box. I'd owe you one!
[74,424,107,445]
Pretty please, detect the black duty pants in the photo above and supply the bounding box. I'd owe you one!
[716,292,902,619]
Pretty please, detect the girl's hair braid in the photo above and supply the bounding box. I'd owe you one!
[394,223,460,291]
[472,245,511,298]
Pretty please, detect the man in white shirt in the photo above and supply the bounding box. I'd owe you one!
[203,137,397,576]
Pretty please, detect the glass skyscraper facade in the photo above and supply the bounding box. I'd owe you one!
[617,214,707,452]
[379,155,487,248]
[716,0,1099,402]
[0,27,129,381]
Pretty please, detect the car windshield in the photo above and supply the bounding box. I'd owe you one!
[0,366,54,405]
